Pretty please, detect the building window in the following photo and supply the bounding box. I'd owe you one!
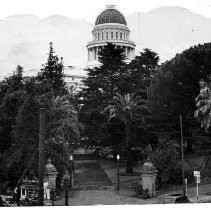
[102,32,104,39]
[116,32,118,39]
[111,32,113,39]
[123,33,125,40]
[106,32,109,39]
[98,33,100,40]
[120,32,122,40]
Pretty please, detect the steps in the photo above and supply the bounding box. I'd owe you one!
[74,153,98,160]
[74,160,113,190]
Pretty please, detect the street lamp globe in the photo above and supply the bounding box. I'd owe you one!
[117,154,120,160]
[70,155,73,161]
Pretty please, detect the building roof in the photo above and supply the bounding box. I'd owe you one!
[95,5,127,26]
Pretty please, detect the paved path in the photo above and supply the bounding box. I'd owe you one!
[55,159,161,205]
[74,160,112,190]
[55,160,124,205]
[55,190,125,205]
[54,189,162,206]
[55,159,211,205]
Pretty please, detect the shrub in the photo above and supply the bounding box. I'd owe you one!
[140,189,150,199]
[147,136,180,185]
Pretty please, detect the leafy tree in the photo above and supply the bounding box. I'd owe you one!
[0,66,25,153]
[106,93,148,173]
[78,45,159,148]
[40,42,65,92]
[0,45,79,190]
[148,43,211,151]
[194,79,211,134]
[77,43,127,144]
[147,136,180,186]
[3,92,80,189]
[121,49,159,95]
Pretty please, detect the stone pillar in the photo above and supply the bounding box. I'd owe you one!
[44,159,58,205]
[140,159,158,197]
[46,188,50,200]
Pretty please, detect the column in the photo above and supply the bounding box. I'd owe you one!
[89,49,92,61]
[128,47,131,60]
[132,48,135,59]
[94,47,97,60]
[96,47,99,60]
[126,47,128,59]
[92,48,95,61]
[91,48,93,61]
[88,49,90,61]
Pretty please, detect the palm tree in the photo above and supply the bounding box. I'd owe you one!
[106,93,148,173]
[194,79,211,174]
[194,79,211,133]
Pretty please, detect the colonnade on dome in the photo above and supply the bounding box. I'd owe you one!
[87,45,135,62]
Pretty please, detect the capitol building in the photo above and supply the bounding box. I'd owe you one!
[86,5,135,67]
[67,5,136,92]
[24,5,136,92]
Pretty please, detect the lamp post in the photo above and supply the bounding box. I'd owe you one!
[180,114,186,195]
[69,155,73,190]
[64,177,69,206]
[38,108,46,206]
[117,154,120,191]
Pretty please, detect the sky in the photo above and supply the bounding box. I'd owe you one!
[1,0,211,23]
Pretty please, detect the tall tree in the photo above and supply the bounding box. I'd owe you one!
[120,48,159,96]
[77,43,127,144]
[0,66,25,153]
[148,43,211,151]
[105,93,148,172]
[40,42,65,92]
[194,79,211,134]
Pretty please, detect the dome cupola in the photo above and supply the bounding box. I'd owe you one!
[95,5,127,25]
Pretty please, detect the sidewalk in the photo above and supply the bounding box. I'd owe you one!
[189,195,211,203]
[158,183,211,203]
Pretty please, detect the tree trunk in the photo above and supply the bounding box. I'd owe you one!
[125,122,133,173]
[186,139,193,153]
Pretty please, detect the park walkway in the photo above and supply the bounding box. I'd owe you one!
[54,158,211,205]
[55,159,161,205]
[55,159,125,205]
[74,160,113,190]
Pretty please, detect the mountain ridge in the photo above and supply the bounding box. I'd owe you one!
[0,6,211,78]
